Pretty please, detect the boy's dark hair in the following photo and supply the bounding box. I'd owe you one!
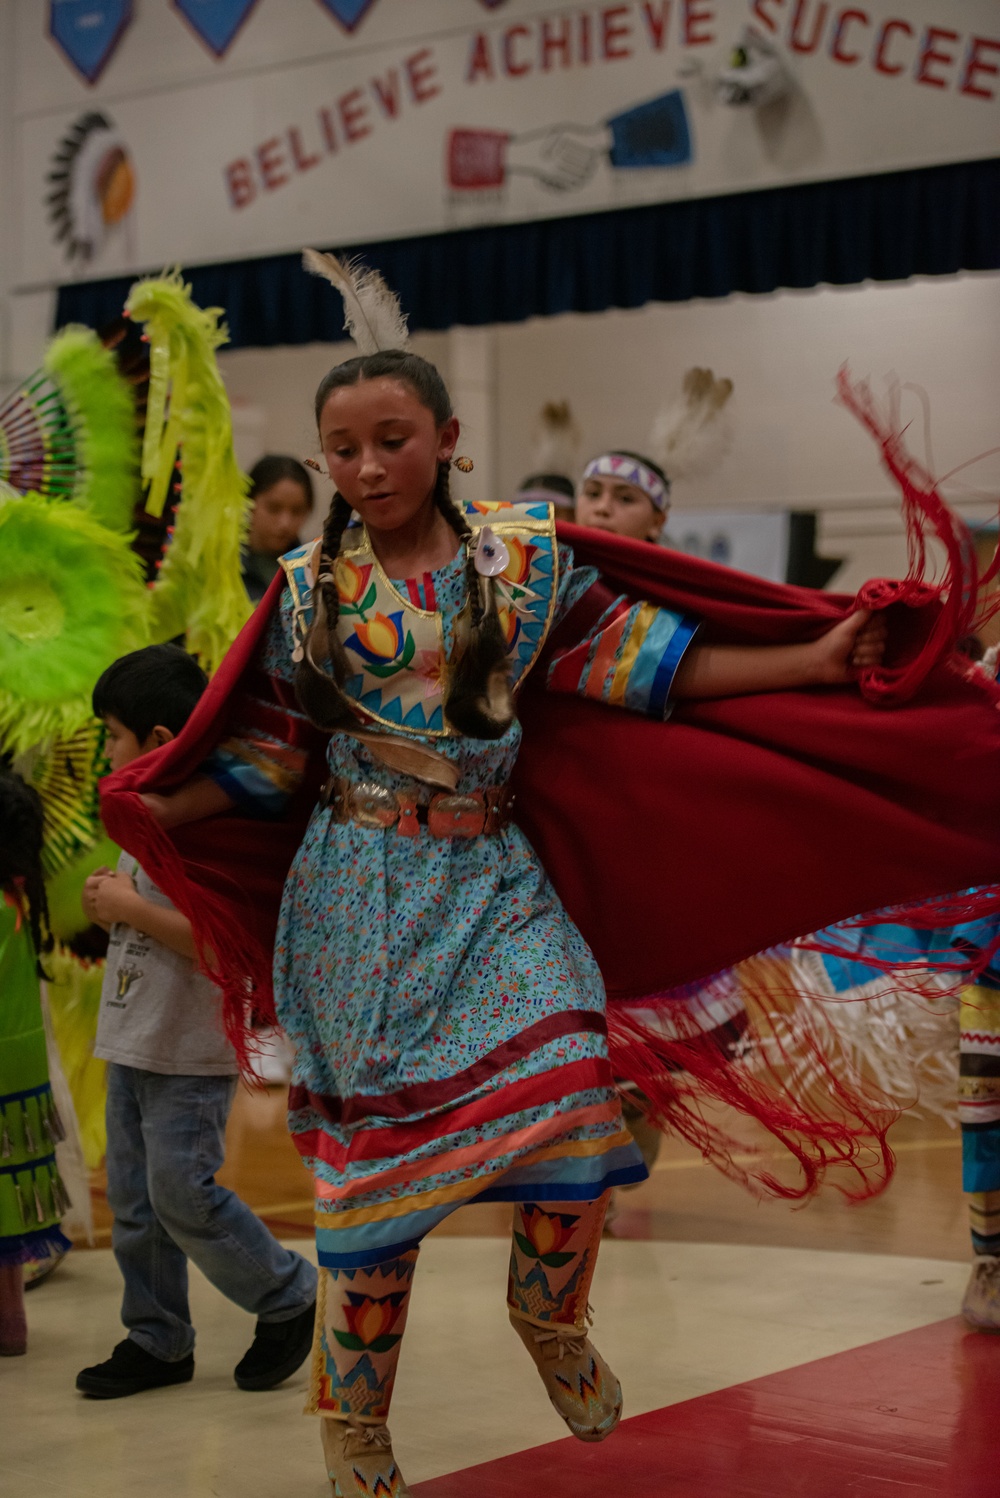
[519,472,575,501]
[249,454,314,510]
[0,766,53,976]
[92,644,208,742]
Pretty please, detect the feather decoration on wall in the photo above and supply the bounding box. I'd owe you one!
[530,400,580,480]
[302,248,409,354]
[650,367,734,482]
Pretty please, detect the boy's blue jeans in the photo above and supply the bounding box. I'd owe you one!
[105,1063,317,1363]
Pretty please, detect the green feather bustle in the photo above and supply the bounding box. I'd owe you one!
[43,326,139,532]
[125,271,251,675]
[0,491,148,755]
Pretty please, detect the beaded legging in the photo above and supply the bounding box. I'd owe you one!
[306,1195,609,1424]
[961,986,1000,1256]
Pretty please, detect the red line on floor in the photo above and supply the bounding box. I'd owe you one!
[412,1318,1000,1497]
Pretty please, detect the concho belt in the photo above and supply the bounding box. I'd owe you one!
[318,777,515,839]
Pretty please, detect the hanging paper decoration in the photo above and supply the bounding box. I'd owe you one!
[315,0,378,32]
[48,1,133,86]
[172,0,258,58]
[316,0,505,32]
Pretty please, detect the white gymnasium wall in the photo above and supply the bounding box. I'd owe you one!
[216,269,999,587]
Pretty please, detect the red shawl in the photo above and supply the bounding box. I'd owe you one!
[518,524,1000,999]
[101,521,1000,1011]
[99,383,1000,1199]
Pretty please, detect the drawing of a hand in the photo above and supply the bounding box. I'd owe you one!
[446,92,691,197]
[507,124,613,192]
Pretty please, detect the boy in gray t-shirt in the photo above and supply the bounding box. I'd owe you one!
[75,645,316,1401]
[96,854,234,1076]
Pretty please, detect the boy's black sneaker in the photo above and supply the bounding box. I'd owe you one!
[76,1338,194,1398]
[234,1299,316,1390]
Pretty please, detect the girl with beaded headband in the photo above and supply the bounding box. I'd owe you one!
[102,254,1000,1497]
[575,369,734,543]
[576,448,672,542]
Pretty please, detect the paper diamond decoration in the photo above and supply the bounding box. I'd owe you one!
[48,0,133,85]
[172,0,258,58]
[315,0,378,32]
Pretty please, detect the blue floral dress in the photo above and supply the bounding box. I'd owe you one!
[208,512,697,1271]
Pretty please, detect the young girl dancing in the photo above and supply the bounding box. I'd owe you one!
[101,259,1000,1496]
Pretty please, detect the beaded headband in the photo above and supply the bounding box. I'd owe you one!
[581,453,670,513]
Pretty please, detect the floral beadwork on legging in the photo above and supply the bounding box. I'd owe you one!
[507,1198,606,1330]
[308,1250,418,1421]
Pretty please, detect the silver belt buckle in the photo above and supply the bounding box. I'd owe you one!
[350,782,399,829]
[428,793,486,839]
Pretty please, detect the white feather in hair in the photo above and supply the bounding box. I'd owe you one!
[530,400,580,479]
[650,367,734,482]
[302,248,409,355]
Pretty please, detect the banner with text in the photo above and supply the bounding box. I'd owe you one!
[16,0,999,286]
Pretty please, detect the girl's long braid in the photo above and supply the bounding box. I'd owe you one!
[21,861,52,980]
[315,492,354,651]
[431,461,494,632]
[293,492,359,730]
[431,462,484,629]
[0,770,53,978]
[434,464,514,740]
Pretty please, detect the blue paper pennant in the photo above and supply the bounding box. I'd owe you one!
[315,0,378,32]
[172,0,258,58]
[48,0,133,85]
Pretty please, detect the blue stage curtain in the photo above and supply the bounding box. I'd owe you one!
[56,156,1000,347]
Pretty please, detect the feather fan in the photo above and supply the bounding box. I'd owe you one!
[302,249,409,354]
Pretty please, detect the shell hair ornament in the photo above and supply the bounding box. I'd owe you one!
[474,526,509,578]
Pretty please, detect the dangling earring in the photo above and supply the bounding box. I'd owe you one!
[454,456,474,473]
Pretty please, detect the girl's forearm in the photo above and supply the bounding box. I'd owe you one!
[671,610,883,699]
[671,641,822,700]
